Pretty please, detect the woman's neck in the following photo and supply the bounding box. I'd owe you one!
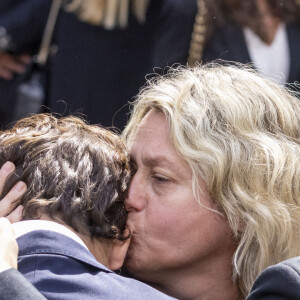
[145,249,240,300]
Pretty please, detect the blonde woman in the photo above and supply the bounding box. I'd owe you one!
[122,63,300,300]
[2,63,300,299]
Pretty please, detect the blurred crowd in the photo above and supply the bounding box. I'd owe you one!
[0,0,299,130]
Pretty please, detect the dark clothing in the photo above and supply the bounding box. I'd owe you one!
[203,22,300,87]
[0,1,23,16]
[47,3,158,129]
[0,0,49,128]
[45,0,196,129]
[0,0,197,130]
[0,0,48,53]
[247,257,300,300]
[150,0,197,68]
[0,268,46,300]
[17,230,175,300]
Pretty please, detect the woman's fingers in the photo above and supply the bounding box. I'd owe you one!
[0,162,26,220]
[0,162,15,195]
[0,217,18,271]
[6,205,24,224]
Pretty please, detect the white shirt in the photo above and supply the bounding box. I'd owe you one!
[243,22,290,85]
[13,220,88,250]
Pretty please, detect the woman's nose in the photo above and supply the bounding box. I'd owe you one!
[125,173,146,212]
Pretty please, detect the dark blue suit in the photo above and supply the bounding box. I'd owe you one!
[17,230,175,300]
[247,257,300,300]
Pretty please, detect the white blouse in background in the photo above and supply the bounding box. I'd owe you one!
[243,23,290,85]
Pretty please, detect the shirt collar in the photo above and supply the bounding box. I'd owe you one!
[12,220,88,250]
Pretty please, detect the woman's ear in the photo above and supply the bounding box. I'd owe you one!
[108,237,131,271]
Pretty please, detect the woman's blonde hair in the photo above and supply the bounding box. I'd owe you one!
[65,0,150,29]
[123,63,300,298]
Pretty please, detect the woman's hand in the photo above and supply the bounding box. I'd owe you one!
[0,217,18,272]
[0,162,26,223]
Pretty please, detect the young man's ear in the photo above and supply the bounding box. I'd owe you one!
[108,237,131,271]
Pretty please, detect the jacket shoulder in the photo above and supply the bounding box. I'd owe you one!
[247,257,300,300]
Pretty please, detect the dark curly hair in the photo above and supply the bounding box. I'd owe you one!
[0,114,131,241]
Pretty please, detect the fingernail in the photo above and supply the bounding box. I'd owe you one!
[1,161,15,174]
[14,181,26,192]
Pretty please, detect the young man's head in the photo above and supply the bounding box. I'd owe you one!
[0,114,131,270]
[123,64,300,299]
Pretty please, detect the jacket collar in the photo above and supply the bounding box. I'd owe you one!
[17,229,113,274]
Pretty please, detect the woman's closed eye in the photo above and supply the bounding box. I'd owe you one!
[152,174,171,183]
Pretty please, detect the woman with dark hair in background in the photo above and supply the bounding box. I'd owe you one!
[199,0,300,86]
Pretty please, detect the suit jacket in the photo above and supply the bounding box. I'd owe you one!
[0,268,46,300]
[44,0,196,129]
[247,257,300,300]
[17,230,175,300]
[0,0,198,129]
[0,0,49,128]
[203,22,300,86]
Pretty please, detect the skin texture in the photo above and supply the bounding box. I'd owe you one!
[0,161,25,222]
[0,52,30,80]
[255,0,280,44]
[124,110,238,300]
[0,111,238,299]
[0,217,18,272]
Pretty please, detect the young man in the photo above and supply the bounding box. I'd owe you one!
[0,114,174,300]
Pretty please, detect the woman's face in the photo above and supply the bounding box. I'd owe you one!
[123,110,236,285]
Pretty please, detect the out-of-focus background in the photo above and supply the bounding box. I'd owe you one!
[0,0,299,130]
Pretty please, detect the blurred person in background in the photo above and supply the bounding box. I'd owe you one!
[0,0,197,130]
[199,0,300,86]
[155,0,300,88]
[3,0,298,129]
[0,0,48,128]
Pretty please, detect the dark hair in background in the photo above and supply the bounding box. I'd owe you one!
[205,0,300,40]
[0,114,131,241]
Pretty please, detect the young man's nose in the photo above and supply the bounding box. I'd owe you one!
[125,174,146,212]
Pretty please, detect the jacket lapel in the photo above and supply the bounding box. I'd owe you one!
[224,24,251,64]
[286,23,300,83]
